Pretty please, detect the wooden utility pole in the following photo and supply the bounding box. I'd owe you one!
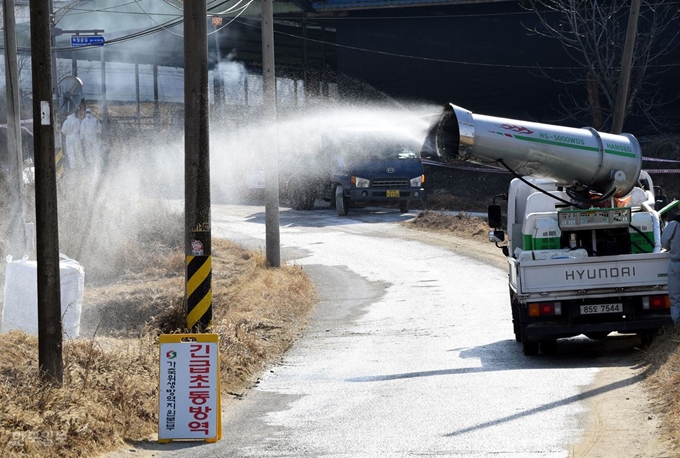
[29,0,63,385]
[184,0,213,331]
[612,0,641,134]
[262,0,280,268]
[3,0,27,258]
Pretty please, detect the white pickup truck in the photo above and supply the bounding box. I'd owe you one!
[499,176,672,355]
[424,103,675,355]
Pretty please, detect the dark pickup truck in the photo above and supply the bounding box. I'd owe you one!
[284,130,425,215]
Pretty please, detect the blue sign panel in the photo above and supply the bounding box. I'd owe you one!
[70,35,105,47]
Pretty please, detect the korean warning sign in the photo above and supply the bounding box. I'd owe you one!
[158,334,222,442]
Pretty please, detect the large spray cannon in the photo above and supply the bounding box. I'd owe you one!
[424,104,642,200]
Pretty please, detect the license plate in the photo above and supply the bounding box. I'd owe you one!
[580,303,623,315]
[386,190,400,198]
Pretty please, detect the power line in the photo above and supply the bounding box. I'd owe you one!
[8,0,680,70]
[238,18,680,70]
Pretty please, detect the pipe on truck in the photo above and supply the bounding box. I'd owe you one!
[426,104,642,198]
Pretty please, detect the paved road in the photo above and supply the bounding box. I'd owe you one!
[143,204,649,458]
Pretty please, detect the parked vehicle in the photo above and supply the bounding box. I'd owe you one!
[426,103,677,355]
[282,129,425,215]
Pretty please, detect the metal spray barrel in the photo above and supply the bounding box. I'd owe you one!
[428,104,642,197]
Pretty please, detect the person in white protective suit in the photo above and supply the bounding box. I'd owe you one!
[60,112,82,168]
[661,214,680,326]
[80,108,102,166]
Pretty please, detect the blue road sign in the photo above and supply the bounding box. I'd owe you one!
[70,35,105,47]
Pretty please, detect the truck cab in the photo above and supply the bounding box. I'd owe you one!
[284,129,425,215]
[326,132,425,215]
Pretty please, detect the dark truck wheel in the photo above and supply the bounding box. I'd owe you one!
[336,185,349,216]
[511,297,521,342]
[330,185,337,209]
[521,325,539,355]
[540,339,557,355]
[399,201,409,213]
[522,340,539,356]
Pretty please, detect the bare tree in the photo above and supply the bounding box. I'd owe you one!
[525,0,680,132]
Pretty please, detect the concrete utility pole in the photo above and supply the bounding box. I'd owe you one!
[184,0,213,331]
[612,0,641,134]
[261,0,280,268]
[29,0,63,385]
[3,0,27,257]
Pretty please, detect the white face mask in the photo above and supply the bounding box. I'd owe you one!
[86,113,92,118]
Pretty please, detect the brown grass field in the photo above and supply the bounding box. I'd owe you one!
[0,238,316,457]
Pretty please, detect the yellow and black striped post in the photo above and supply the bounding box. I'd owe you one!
[184,0,211,332]
[186,244,212,331]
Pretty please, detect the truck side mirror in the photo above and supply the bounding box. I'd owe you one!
[488,204,502,228]
[488,230,505,243]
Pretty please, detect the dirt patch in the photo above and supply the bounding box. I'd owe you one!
[408,210,490,241]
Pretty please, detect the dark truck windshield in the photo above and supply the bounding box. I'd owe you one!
[324,133,421,161]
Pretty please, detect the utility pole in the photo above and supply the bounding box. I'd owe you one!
[262,0,280,268]
[184,0,213,331]
[612,0,641,134]
[3,0,27,257]
[29,0,63,385]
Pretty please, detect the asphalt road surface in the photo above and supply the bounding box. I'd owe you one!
[137,203,660,458]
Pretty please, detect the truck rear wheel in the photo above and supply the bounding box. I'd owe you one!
[522,340,539,356]
[540,339,557,355]
[336,185,349,216]
[638,331,657,347]
[511,297,521,342]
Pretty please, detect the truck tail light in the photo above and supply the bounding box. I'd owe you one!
[528,302,562,317]
[643,295,670,310]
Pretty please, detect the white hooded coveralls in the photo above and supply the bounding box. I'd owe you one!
[80,112,102,161]
[60,113,81,168]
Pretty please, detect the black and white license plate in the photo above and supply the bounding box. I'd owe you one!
[580,303,623,315]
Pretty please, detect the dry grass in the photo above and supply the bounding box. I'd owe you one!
[642,326,680,449]
[0,238,317,458]
[407,210,490,242]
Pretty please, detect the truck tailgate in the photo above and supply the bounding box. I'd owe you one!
[514,252,670,294]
